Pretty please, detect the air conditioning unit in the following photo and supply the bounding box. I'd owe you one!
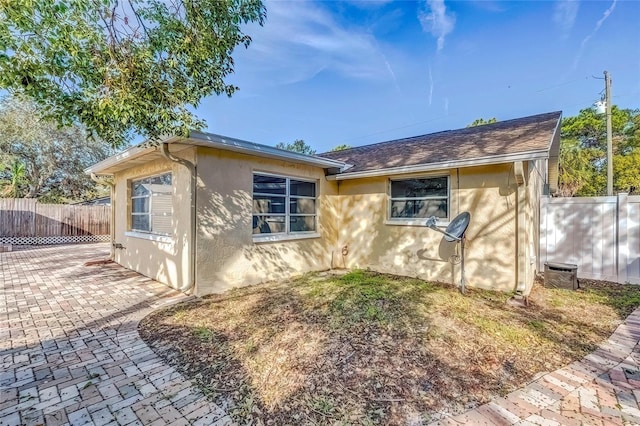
[544,262,578,290]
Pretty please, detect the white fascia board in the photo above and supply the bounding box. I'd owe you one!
[84,135,180,175]
[188,131,348,170]
[546,114,563,193]
[85,132,348,175]
[326,150,550,181]
[84,145,152,176]
[548,112,563,156]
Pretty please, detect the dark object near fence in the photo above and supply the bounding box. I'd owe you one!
[544,262,579,290]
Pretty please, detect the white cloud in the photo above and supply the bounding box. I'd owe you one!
[418,0,456,52]
[571,0,617,71]
[236,0,396,88]
[589,0,616,35]
[553,0,580,36]
[383,57,401,95]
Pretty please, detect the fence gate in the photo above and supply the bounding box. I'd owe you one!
[540,193,640,284]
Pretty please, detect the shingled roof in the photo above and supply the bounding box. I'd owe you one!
[321,111,562,179]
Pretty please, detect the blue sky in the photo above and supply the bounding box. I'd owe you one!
[197,0,640,153]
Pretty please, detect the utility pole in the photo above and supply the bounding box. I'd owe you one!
[605,70,613,196]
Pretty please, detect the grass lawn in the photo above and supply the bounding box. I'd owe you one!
[139,270,640,425]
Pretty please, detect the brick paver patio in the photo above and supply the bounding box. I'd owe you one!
[431,308,640,425]
[0,244,229,426]
[2,244,640,425]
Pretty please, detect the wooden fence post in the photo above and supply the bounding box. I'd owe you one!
[0,198,110,244]
[30,199,37,238]
[34,200,39,239]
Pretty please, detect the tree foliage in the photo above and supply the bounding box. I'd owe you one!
[0,96,113,202]
[275,139,316,155]
[467,117,497,127]
[0,159,26,198]
[330,144,352,152]
[0,0,266,147]
[558,106,640,196]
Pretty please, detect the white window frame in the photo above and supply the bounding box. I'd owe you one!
[129,172,173,236]
[386,175,450,227]
[252,172,319,242]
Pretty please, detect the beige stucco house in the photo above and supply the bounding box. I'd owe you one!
[86,111,561,297]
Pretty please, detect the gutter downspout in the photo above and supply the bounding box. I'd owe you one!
[514,161,527,295]
[90,173,115,261]
[160,142,197,294]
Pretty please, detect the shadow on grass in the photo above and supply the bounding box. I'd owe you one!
[522,279,640,350]
[564,279,640,319]
[139,271,640,425]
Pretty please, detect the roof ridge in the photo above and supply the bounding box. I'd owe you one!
[319,110,562,177]
[320,111,561,156]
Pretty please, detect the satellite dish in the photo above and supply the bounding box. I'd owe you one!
[443,212,471,242]
[425,211,472,294]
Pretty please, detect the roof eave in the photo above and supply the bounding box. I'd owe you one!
[187,131,348,170]
[84,135,182,176]
[326,150,550,181]
[85,132,348,176]
[547,112,563,194]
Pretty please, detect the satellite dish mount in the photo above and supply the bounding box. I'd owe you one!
[426,212,471,293]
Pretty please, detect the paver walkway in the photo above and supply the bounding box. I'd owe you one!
[2,244,640,426]
[432,309,640,425]
[1,243,229,426]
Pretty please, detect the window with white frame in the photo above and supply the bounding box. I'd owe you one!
[252,173,317,235]
[389,176,449,221]
[130,172,173,235]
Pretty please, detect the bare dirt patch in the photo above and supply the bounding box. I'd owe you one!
[139,271,640,425]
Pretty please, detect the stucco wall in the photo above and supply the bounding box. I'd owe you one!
[109,149,539,295]
[112,150,194,292]
[336,164,519,291]
[194,147,339,295]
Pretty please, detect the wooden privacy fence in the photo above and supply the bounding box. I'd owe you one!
[540,193,640,284]
[0,198,110,245]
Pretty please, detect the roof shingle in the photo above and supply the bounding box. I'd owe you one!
[320,111,561,175]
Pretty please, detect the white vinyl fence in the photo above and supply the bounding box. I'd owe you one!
[540,193,640,284]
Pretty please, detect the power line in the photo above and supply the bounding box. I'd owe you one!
[339,75,594,145]
[534,76,591,93]
[337,114,454,144]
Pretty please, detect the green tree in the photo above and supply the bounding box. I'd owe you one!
[0,96,113,201]
[557,138,603,197]
[467,117,497,127]
[558,106,640,196]
[0,0,265,147]
[330,144,352,152]
[1,160,26,198]
[275,139,316,155]
[614,151,640,194]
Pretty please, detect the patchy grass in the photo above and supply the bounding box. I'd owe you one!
[139,271,640,425]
